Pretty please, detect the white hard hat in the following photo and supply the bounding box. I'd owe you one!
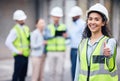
[13,10,27,20]
[50,7,63,17]
[69,6,83,17]
[87,3,109,22]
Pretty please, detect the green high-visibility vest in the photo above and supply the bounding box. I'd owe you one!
[46,24,66,51]
[78,36,118,81]
[13,24,30,57]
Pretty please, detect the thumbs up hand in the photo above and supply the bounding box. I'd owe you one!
[103,42,111,57]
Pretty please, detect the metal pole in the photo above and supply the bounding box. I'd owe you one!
[35,0,39,21]
[62,0,65,23]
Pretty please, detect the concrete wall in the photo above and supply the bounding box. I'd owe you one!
[112,0,120,43]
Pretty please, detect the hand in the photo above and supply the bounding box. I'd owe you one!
[62,33,67,38]
[18,51,23,55]
[43,40,47,45]
[103,42,111,57]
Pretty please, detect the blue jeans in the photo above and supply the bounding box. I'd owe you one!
[70,48,77,81]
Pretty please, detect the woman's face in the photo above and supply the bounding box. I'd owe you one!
[87,12,105,34]
[36,19,45,31]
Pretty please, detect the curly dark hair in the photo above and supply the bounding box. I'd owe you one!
[82,11,112,38]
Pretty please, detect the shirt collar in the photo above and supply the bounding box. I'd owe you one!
[88,35,104,46]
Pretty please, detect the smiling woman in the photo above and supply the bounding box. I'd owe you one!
[74,3,118,81]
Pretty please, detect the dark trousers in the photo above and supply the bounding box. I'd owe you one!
[70,48,77,81]
[12,55,28,81]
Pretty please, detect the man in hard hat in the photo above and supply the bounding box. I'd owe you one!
[45,7,67,81]
[5,10,30,81]
[68,6,86,81]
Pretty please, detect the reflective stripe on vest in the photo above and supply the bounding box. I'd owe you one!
[13,24,30,57]
[46,24,66,51]
[78,36,118,81]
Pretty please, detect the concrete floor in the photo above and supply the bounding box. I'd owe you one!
[0,48,72,81]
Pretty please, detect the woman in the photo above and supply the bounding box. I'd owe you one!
[74,3,118,81]
[31,19,47,81]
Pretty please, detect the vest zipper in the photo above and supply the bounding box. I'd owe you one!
[87,66,90,81]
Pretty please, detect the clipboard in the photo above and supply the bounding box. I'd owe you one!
[55,30,66,37]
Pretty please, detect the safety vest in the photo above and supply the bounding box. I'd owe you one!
[13,24,30,57]
[78,36,118,81]
[46,24,66,51]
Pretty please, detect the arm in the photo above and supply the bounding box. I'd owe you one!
[43,27,54,40]
[107,38,116,55]
[30,32,43,49]
[74,53,80,81]
[5,29,20,54]
[104,38,117,71]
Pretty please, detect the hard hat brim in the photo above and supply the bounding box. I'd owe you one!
[68,13,80,17]
[50,14,63,17]
[13,16,27,20]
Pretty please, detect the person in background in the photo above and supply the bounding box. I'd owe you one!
[45,7,67,81]
[31,19,47,81]
[5,10,30,81]
[74,3,118,81]
[68,6,86,81]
